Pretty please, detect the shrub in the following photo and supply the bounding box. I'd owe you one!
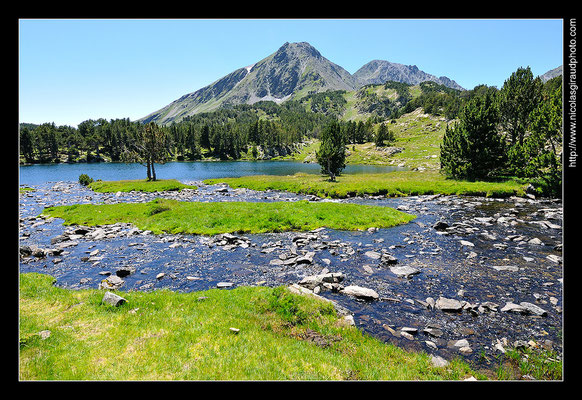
[78,174,94,186]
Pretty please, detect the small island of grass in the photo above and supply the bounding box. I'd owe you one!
[42,199,416,236]
[204,170,526,199]
[88,179,198,193]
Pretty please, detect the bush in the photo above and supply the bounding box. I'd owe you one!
[78,174,94,186]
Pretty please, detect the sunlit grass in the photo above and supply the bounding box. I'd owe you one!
[205,171,526,199]
[42,199,416,235]
[88,179,197,193]
[20,273,479,381]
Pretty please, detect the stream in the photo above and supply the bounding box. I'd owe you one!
[19,177,563,374]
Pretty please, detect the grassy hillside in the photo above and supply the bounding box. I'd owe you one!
[281,107,449,170]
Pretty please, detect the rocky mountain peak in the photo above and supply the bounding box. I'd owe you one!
[140,42,464,125]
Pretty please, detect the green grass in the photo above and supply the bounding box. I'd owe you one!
[88,179,197,193]
[42,199,416,235]
[280,108,450,169]
[19,272,480,380]
[19,186,35,194]
[204,171,526,199]
[495,346,563,380]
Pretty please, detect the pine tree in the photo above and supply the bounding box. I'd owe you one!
[316,121,346,181]
[440,88,505,180]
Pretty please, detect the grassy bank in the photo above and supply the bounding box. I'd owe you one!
[42,199,416,235]
[88,179,197,193]
[204,171,526,199]
[19,273,479,380]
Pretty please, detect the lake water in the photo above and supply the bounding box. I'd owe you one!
[19,161,406,186]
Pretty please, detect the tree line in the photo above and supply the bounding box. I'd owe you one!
[20,68,562,195]
[440,67,562,196]
[19,100,336,164]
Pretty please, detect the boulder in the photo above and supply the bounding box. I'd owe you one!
[340,285,379,300]
[102,291,127,307]
[298,272,345,290]
[364,251,382,260]
[116,266,136,278]
[433,221,449,231]
[435,296,464,312]
[389,265,420,278]
[380,253,398,265]
[519,302,548,317]
[98,275,125,290]
[431,355,449,368]
[500,302,528,314]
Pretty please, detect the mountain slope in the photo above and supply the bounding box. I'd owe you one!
[540,65,562,82]
[353,60,465,91]
[141,42,356,125]
[140,42,465,125]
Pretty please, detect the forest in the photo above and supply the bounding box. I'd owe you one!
[19,69,563,195]
[17,79,473,165]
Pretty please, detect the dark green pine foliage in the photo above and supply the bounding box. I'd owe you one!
[440,88,505,180]
[316,120,346,181]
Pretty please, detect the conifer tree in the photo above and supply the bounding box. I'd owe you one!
[316,120,346,181]
[440,87,505,180]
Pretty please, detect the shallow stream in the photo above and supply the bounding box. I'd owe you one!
[19,179,563,374]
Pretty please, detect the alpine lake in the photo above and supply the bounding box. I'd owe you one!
[19,160,563,376]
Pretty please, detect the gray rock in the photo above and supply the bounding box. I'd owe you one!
[295,251,315,264]
[389,265,420,278]
[217,282,234,289]
[340,285,379,300]
[380,253,398,265]
[490,265,519,272]
[423,327,444,338]
[431,355,449,368]
[500,302,528,314]
[102,291,127,307]
[98,275,125,290]
[364,251,382,260]
[519,302,548,317]
[298,272,344,290]
[435,296,464,312]
[454,339,470,348]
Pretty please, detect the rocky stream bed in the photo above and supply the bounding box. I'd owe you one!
[19,180,564,375]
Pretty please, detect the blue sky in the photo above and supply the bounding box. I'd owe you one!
[19,18,564,127]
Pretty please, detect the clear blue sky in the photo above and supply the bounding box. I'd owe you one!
[19,18,564,127]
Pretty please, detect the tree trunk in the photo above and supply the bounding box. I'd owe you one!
[146,160,152,181]
[327,159,335,182]
[151,160,157,181]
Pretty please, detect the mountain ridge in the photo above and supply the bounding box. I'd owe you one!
[353,59,465,91]
[140,42,465,125]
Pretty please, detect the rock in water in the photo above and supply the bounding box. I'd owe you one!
[340,285,379,300]
[435,296,464,312]
[389,265,420,278]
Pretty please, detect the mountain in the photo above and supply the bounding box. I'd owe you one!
[353,60,465,91]
[540,65,562,82]
[141,42,356,125]
[141,42,462,125]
